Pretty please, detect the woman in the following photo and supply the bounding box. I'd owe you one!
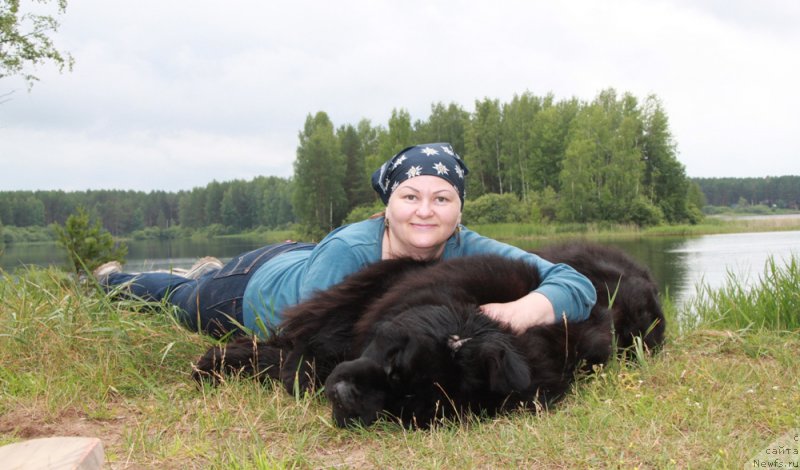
[100,143,596,338]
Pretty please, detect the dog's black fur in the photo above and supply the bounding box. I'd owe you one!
[193,242,664,428]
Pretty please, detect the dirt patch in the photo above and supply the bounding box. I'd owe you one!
[0,406,130,451]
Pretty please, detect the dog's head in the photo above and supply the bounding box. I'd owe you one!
[324,356,390,427]
[325,303,531,428]
[605,275,666,351]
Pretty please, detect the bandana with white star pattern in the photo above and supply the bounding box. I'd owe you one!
[371,143,469,206]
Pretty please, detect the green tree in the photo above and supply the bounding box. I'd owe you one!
[10,192,45,226]
[292,111,347,236]
[605,92,646,222]
[559,90,645,223]
[220,180,256,230]
[358,118,386,181]
[220,187,237,229]
[338,124,372,212]
[1,0,74,88]
[687,181,706,209]
[178,187,207,228]
[641,95,691,223]
[558,125,597,222]
[257,176,294,228]
[204,181,225,225]
[501,92,545,200]
[35,189,75,224]
[414,102,469,154]
[465,98,504,196]
[376,108,413,167]
[55,207,127,274]
[529,97,578,194]
[530,186,560,222]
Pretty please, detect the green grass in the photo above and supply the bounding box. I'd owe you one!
[684,256,800,332]
[1,261,799,468]
[471,216,800,243]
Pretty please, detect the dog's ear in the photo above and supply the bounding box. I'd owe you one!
[361,330,415,385]
[484,343,531,394]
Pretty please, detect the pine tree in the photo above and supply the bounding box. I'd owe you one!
[55,207,127,274]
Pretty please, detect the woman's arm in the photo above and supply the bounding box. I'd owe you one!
[448,227,597,330]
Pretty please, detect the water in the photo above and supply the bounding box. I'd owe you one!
[2,230,798,306]
[0,238,264,273]
[665,230,799,298]
[539,231,798,304]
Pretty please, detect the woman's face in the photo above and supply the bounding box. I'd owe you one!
[384,175,462,260]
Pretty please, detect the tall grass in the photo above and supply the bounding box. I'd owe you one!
[471,217,800,243]
[0,268,206,416]
[686,255,800,331]
[1,264,798,468]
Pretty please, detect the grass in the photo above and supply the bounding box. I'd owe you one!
[1,260,799,468]
[684,256,800,332]
[471,214,800,243]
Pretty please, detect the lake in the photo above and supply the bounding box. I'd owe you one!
[2,229,798,306]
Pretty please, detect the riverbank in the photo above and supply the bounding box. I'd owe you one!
[3,213,799,247]
[0,258,797,467]
[470,214,800,243]
[4,215,799,283]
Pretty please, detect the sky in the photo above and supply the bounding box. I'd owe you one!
[1,0,798,192]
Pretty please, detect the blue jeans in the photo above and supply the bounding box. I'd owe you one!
[104,242,315,338]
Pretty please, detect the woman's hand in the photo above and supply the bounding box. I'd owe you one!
[479,292,556,334]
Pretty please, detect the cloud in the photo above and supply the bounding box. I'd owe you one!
[0,127,295,191]
[1,0,798,191]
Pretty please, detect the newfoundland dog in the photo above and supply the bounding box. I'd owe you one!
[193,242,665,428]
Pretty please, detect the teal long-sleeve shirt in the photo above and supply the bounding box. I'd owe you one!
[242,217,597,333]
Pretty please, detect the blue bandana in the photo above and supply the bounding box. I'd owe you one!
[371,143,469,206]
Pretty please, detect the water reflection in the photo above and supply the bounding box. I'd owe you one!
[2,230,798,306]
[120,239,264,272]
[504,231,799,305]
[666,230,799,302]
[514,237,690,303]
[0,239,264,274]
[603,237,691,302]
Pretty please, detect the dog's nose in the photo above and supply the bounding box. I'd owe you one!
[329,381,353,405]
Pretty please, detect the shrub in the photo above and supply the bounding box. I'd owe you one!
[343,200,385,224]
[1,225,57,243]
[627,197,665,227]
[131,225,190,240]
[685,203,704,225]
[462,193,527,225]
[530,187,559,222]
[54,207,127,274]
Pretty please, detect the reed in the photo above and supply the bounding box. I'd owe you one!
[686,255,800,331]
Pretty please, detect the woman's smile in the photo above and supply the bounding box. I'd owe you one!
[383,176,462,260]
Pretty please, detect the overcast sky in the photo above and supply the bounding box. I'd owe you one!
[1,0,798,192]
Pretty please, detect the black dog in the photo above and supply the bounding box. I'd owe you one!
[193,243,664,427]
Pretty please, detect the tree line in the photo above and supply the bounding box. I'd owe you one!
[294,88,702,233]
[2,88,719,240]
[0,176,294,236]
[693,176,800,209]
